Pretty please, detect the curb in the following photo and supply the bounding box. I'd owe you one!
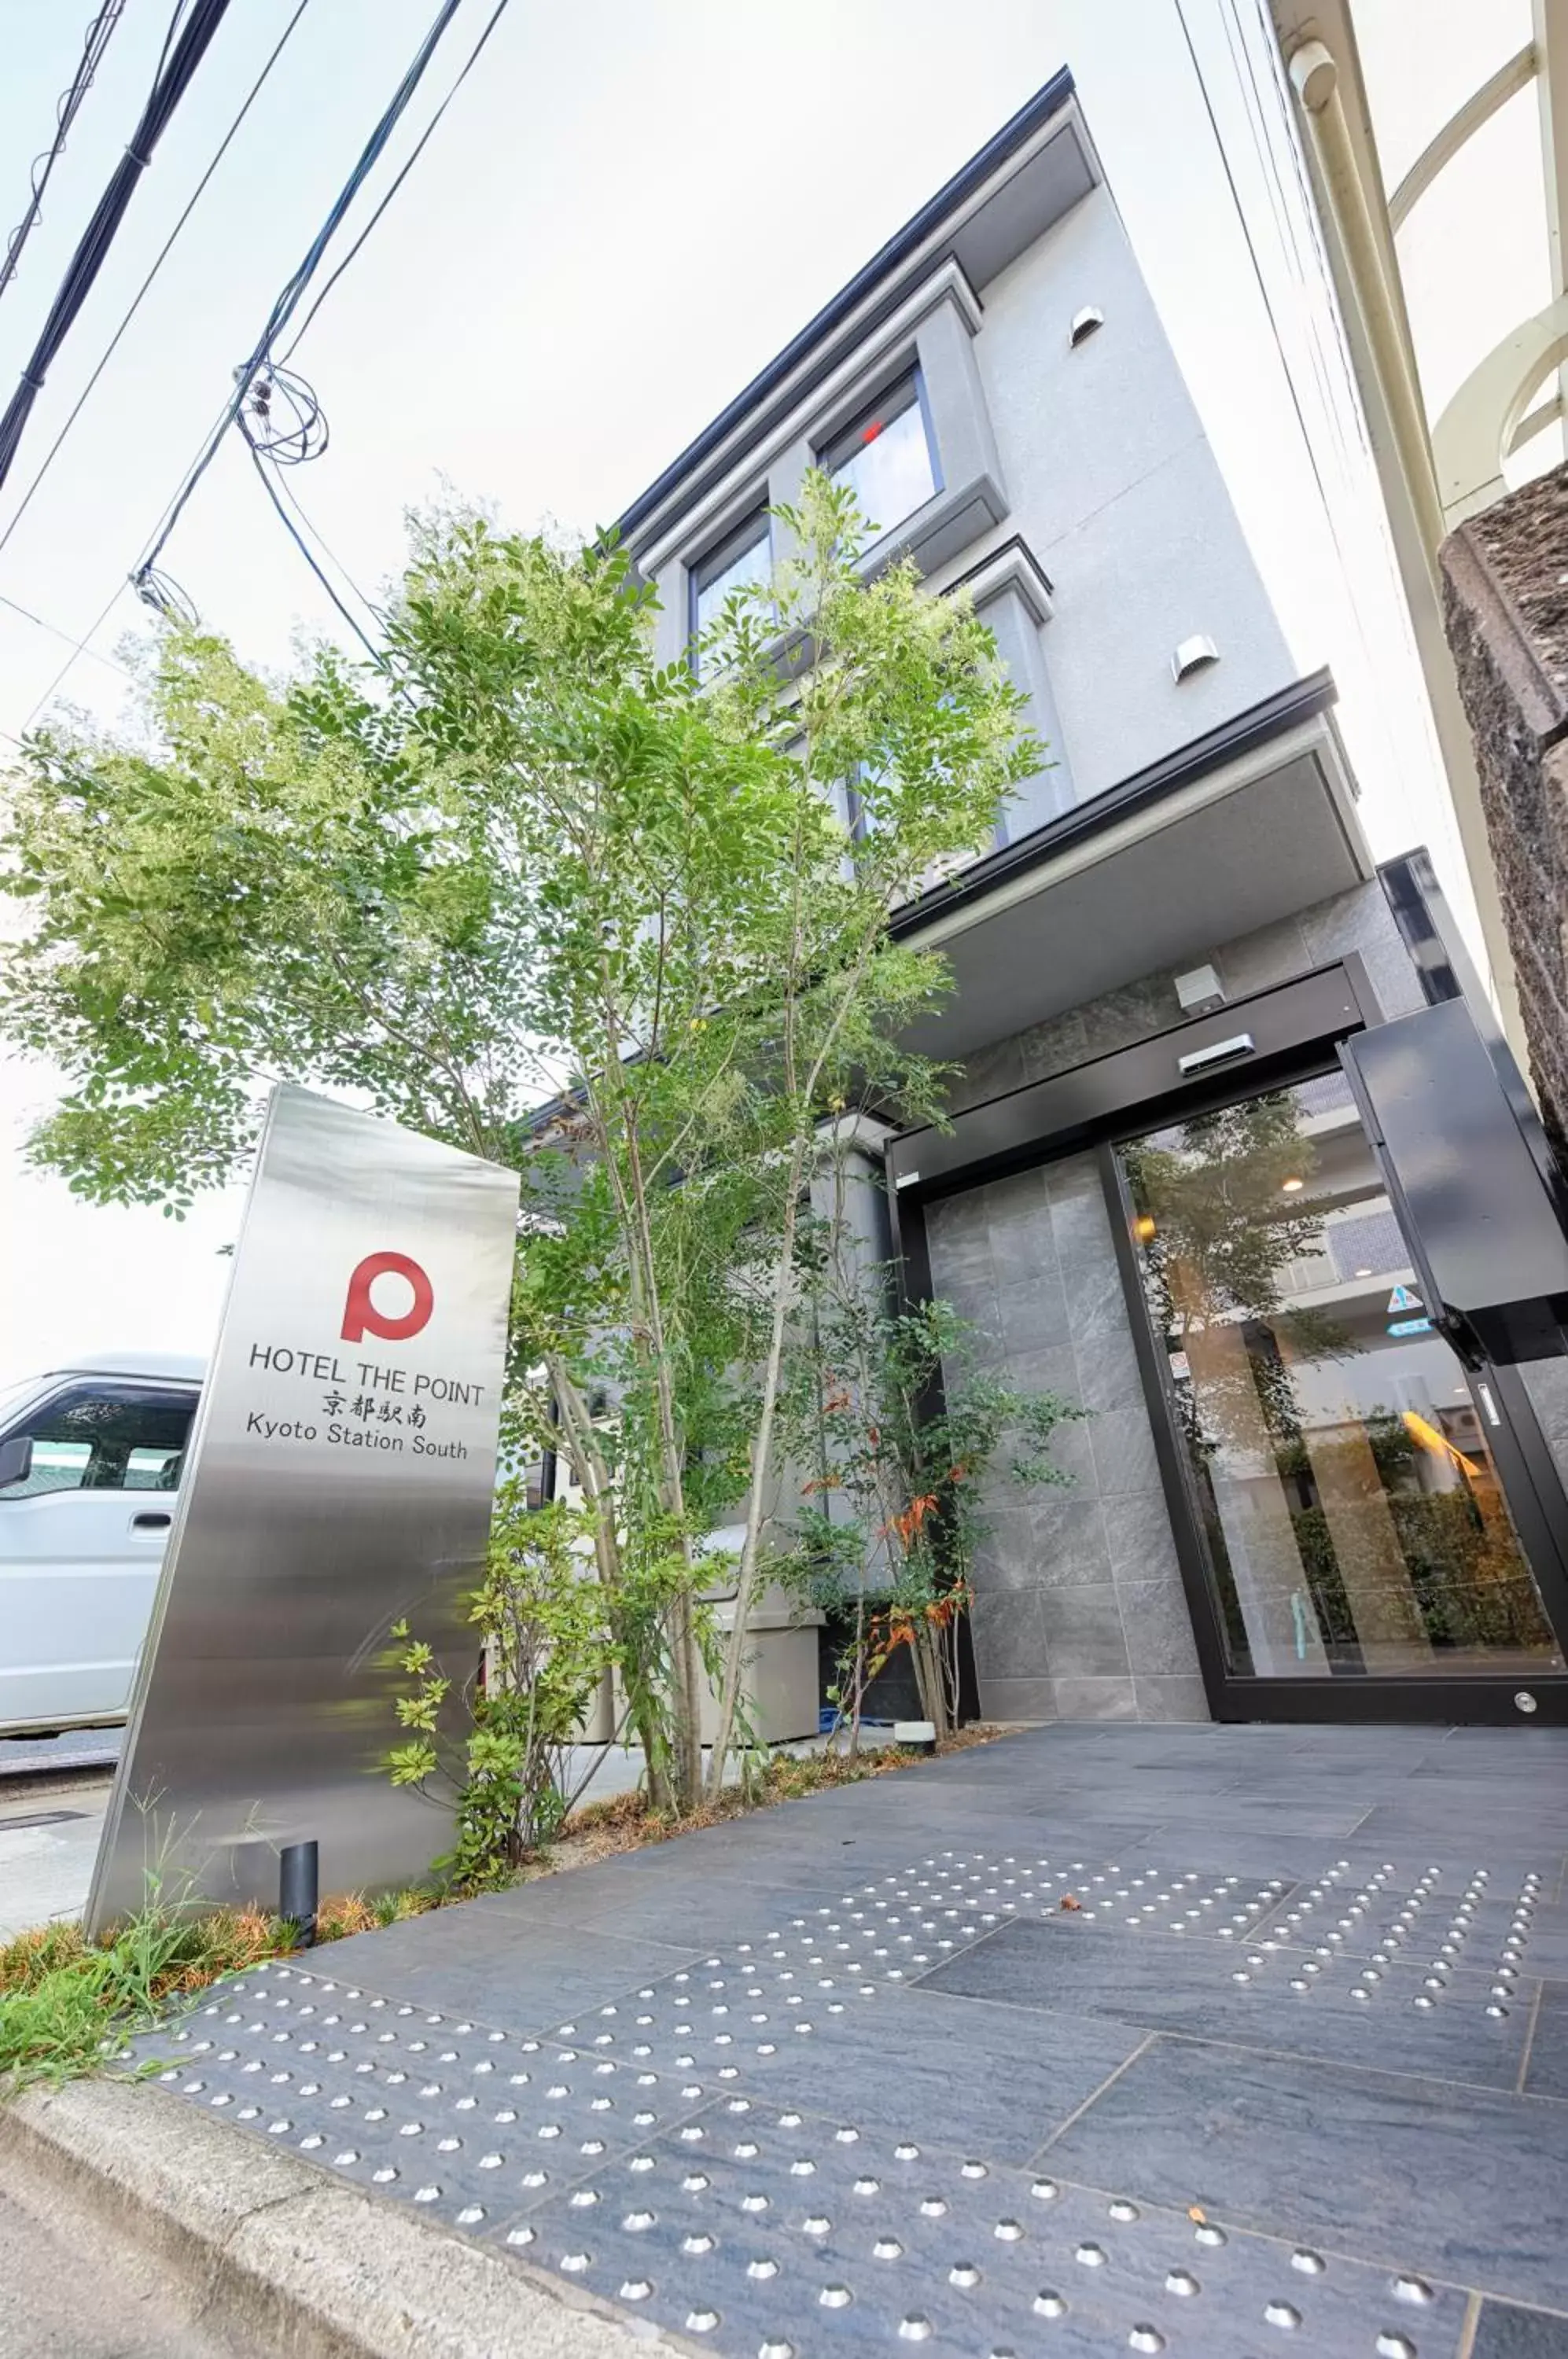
[2,2075,693,2358]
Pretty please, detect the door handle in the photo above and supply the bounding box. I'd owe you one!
[131,1511,171,1530]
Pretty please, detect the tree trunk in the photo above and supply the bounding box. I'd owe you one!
[702,1145,806,1798]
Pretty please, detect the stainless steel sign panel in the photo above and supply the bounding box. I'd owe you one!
[87,1085,519,1933]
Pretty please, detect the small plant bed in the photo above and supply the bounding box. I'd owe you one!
[0,1890,436,2092]
[520,1722,1008,1880]
[0,1727,1007,2092]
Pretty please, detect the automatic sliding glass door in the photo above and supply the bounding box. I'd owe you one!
[1118,1070,1566,1692]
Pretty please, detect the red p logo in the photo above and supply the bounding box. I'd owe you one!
[341,1251,435,1344]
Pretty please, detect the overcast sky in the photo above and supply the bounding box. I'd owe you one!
[0,0,1526,1382]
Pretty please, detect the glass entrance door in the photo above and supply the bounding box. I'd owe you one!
[1119,1071,1567,1693]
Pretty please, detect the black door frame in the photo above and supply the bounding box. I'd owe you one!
[887,952,1568,1728]
[1100,1128,1568,1727]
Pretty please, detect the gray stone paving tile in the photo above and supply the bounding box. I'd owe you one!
[749,1992,1146,2166]
[518,1886,863,1952]
[544,1959,1148,2167]
[915,1915,1534,2089]
[1246,1858,1555,1982]
[127,1962,722,2243]
[285,1916,701,2030]
[1122,1829,1566,1890]
[1041,2033,1568,2309]
[1472,2302,1568,2357]
[1355,1803,1568,1849]
[1106,1792,1376,1835]
[1522,1982,1568,2100]
[502,2100,1470,2358]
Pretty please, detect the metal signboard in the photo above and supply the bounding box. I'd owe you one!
[87,1084,518,1934]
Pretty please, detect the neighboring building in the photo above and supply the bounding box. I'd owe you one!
[1258,0,1568,1144]
[614,72,1568,1729]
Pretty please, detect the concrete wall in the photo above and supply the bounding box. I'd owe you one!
[940,183,1295,801]
[922,877,1428,1724]
[635,171,1296,852]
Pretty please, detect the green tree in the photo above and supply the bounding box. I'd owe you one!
[0,472,1037,1816]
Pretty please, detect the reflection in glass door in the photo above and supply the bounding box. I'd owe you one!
[1120,1072,1566,1684]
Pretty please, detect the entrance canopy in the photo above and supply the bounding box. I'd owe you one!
[893,672,1371,1062]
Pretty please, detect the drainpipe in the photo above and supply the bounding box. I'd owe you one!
[1289,39,1448,569]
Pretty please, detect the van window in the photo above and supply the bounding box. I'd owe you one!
[0,1386,196,1500]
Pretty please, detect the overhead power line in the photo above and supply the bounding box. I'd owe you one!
[0,0,235,492]
[0,586,131,677]
[132,0,473,594]
[20,0,514,722]
[278,0,515,363]
[0,0,315,566]
[0,0,130,306]
[16,579,133,737]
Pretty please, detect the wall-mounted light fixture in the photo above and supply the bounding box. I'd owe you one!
[1171,633,1220,682]
[1069,305,1104,346]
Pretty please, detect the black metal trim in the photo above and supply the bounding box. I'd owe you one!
[890,960,1370,1199]
[939,532,1054,604]
[1379,847,1568,1230]
[1482,1360,1568,1637]
[1103,1064,1568,1727]
[1206,1677,1568,1727]
[614,69,1077,545]
[1098,1138,1234,1709]
[888,668,1340,938]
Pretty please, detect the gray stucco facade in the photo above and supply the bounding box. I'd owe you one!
[622,82,1295,855]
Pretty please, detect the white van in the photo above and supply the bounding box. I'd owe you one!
[0,1352,203,1736]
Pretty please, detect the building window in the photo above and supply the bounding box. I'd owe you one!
[690,506,771,675]
[819,371,940,544]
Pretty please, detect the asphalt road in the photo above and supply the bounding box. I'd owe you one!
[0,1728,122,1780]
[0,2151,265,2358]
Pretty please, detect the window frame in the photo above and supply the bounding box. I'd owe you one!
[687,502,773,674]
[815,364,943,543]
[0,1379,200,1501]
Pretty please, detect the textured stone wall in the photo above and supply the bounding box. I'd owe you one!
[1441,469,1568,1164]
[945,878,1425,1115]
[926,1150,1207,1725]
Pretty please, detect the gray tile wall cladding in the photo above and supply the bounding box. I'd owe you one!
[923,881,1426,1728]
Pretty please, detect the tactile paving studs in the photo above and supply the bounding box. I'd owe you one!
[125,1851,1491,2353]
[516,2101,1473,2354]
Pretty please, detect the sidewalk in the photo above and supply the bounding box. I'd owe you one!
[25,1720,1568,2353]
[0,1778,111,1941]
[0,1743,649,1941]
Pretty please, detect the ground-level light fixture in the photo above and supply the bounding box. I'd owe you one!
[1133,1214,1157,1242]
[1281,1176,1305,1193]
